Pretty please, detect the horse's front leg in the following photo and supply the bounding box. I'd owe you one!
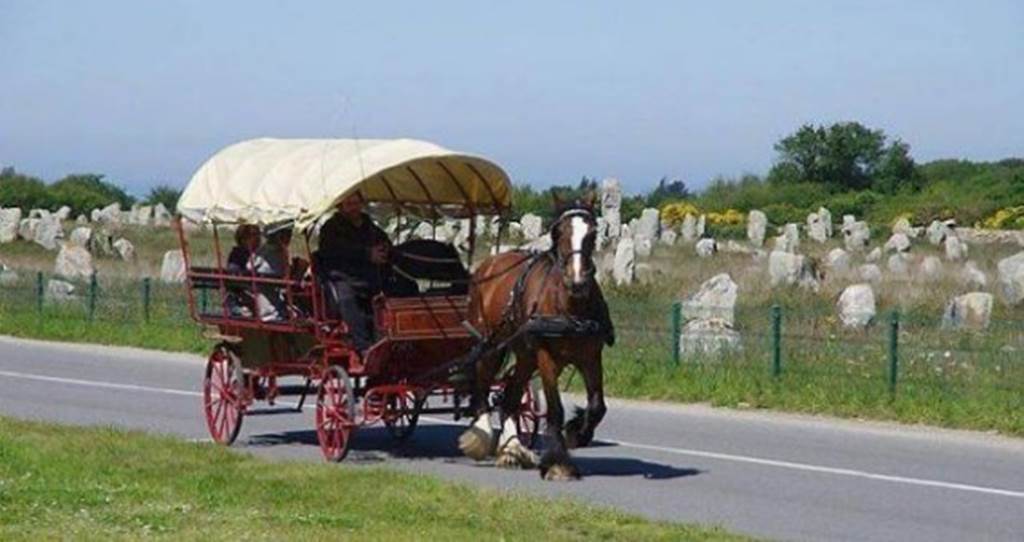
[494,353,539,469]
[537,350,580,481]
[565,343,606,449]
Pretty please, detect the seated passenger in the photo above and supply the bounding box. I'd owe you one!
[227,224,261,272]
[318,192,390,353]
[225,224,261,316]
[249,224,297,322]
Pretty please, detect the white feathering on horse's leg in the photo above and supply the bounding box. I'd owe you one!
[458,412,495,461]
[495,415,539,469]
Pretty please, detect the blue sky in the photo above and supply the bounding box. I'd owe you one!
[1,1,1021,196]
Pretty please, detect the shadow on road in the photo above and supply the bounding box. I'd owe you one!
[244,425,702,480]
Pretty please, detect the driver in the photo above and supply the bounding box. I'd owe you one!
[318,192,391,353]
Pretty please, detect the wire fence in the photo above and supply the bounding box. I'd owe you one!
[2,266,1023,400]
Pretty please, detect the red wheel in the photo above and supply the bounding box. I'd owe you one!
[316,365,356,462]
[384,389,422,441]
[203,345,245,445]
[516,380,545,448]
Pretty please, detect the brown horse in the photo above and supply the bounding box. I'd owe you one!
[458,193,612,480]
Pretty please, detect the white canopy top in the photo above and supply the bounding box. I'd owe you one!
[177,138,512,228]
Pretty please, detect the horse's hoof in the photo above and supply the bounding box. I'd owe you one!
[495,443,539,469]
[458,426,494,461]
[541,463,581,481]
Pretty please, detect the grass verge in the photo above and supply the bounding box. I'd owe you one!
[0,417,740,541]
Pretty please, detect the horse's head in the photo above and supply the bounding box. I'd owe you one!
[550,191,598,298]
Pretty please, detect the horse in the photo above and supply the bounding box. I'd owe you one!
[457,193,612,481]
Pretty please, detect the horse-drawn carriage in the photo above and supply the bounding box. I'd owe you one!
[175,138,543,461]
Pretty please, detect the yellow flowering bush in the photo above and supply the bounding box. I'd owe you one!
[660,202,701,226]
[707,208,745,226]
[981,206,1024,230]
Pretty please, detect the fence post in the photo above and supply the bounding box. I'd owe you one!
[35,271,44,314]
[87,273,98,321]
[888,309,900,394]
[671,301,682,366]
[772,304,782,377]
[142,277,152,323]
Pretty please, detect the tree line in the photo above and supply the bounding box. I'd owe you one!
[0,167,181,216]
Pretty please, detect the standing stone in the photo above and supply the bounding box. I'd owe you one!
[842,221,871,251]
[18,218,39,241]
[153,203,172,227]
[944,235,967,261]
[818,207,833,238]
[160,250,187,283]
[960,261,987,288]
[681,214,697,242]
[412,221,435,240]
[135,205,153,227]
[918,256,943,281]
[29,209,51,219]
[612,237,635,286]
[942,292,993,331]
[54,244,94,280]
[679,318,741,356]
[113,238,135,261]
[883,233,911,253]
[807,212,828,243]
[865,247,882,262]
[520,213,543,241]
[34,217,64,250]
[768,250,820,290]
[46,279,78,302]
[76,214,89,225]
[825,248,852,275]
[0,208,22,243]
[695,238,717,258]
[634,236,653,258]
[927,220,952,246]
[69,226,92,248]
[997,251,1024,305]
[887,253,912,278]
[842,214,856,228]
[781,223,801,252]
[659,229,677,246]
[859,264,883,283]
[54,206,72,221]
[747,210,767,247]
[837,284,876,328]
[600,178,622,240]
[0,267,18,288]
[682,273,738,325]
[636,208,660,241]
[696,215,706,238]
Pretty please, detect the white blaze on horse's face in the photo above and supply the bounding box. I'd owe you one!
[569,215,589,285]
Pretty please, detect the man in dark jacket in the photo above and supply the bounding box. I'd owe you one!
[318,192,391,353]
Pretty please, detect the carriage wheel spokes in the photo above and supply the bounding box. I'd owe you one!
[384,388,423,442]
[316,365,356,462]
[203,345,245,445]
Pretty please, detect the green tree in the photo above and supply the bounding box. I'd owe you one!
[0,168,53,210]
[768,122,918,193]
[145,184,183,211]
[48,174,135,215]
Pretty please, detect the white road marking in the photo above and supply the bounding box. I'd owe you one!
[605,438,1024,499]
[0,369,202,397]
[2,368,1023,499]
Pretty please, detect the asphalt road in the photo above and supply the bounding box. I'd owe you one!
[1,336,1023,541]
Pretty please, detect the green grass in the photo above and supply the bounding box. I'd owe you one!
[0,417,740,541]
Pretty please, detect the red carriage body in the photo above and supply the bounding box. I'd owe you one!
[176,138,541,460]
